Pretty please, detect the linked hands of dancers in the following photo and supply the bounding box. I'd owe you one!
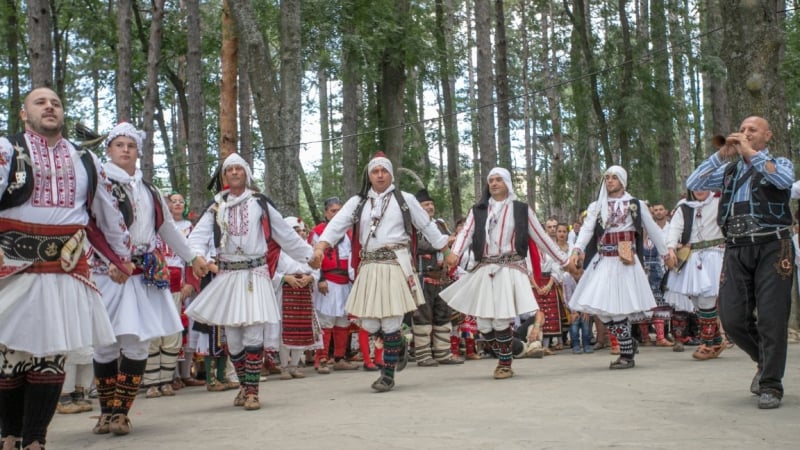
[443,248,459,272]
[664,248,678,269]
[108,261,136,284]
[191,255,209,280]
[309,243,328,270]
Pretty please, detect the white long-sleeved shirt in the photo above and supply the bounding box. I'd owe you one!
[0,131,130,260]
[450,200,568,266]
[665,197,724,249]
[575,194,668,256]
[319,188,448,251]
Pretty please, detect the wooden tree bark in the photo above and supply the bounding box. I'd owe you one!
[475,0,497,180]
[185,0,206,213]
[701,0,729,136]
[435,0,462,220]
[494,0,511,170]
[565,0,612,167]
[379,0,410,179]
[220,0,238,161]
[668,0,693,186]
[466,0,481,200]
[721,1,788,155]
[318,68,335,200]
[5,0,21,133]
[615,0,633,168]
[238,45,253,167]
[519,1,535,209]
[26,0,53,88]
[541,2,565,217]
[139,0,166,183]
[276,0,303,214]
[651,0,678,205]
[340,0,359,198]
[116,0,132,122]
[227,0,281,196]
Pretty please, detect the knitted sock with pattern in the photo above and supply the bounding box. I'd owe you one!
[382,331,403,379]
[697,307,722,346]
[216,356,228,382]
[111,357,146,416]
[93,359,118,415]
[316,328,333,366]
[22,364,66,448]
[653,318,667,341]
[333,326,350,362]
[671,312,689,343]
[606,319,635,359]
[243,347,262,396]
[230,350,246,384]
[493,328,513,367]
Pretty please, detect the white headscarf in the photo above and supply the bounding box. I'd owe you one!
[595,165,629,227]
[284,216,306,232]
[222,153,254,187]
[105,122,146,156]
[487,167,516,201]
[367,155,394,180]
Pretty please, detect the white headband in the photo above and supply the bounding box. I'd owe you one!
[487,167,516,201]
[367,156,394,180]
[222,153,254,187]
[105,122,145,156]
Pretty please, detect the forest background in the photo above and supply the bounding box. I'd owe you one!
[1,1,799,322]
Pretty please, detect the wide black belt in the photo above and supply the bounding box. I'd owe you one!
[0,230,71,263]
[726,228,790,247]
[218,256,266,271]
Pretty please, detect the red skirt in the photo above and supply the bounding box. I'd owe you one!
[281,285,317,347]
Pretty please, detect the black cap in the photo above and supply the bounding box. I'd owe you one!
[415,188,434,203]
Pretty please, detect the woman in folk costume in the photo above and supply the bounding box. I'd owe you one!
[663,190,726,359]
[263,216,322,380]
[569,165,668,369]
[311,152,455,392]
[439,167,571,379]
[185,153,313,410]
[92,123,206,435]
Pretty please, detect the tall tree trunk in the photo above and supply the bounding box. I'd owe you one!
[50,1,69,101]
[227,0,281,196]
[466,0,481,199]
[542,2,565,217]
[26,0,53,88]
[702,0,729,136]
[220,0,238,161]
[475,0,497,180]
[668,0,693,187]
[379,0,410,179]
[139,0,166,183]
[5,0,21,133]
[318,68,335,200]
[651,0,677,204]
[340,1,359,198]
[435,0,462,220]
[494,0,511,170]
[238,45,253,167]
[721,1,787,154]
[519,1,535,208]
[116,0,132,121]
[185,0,206,213]
[616,0,633,168]
[565,0,612,166]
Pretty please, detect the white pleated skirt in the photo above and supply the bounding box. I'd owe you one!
[439,264,539,320]
[95,273,183,342]
[664,248,723,298]
[185,267,280,327]
[569,255,656,320]
[0,273,116,357]
[345,260,421,318]
[313,280,351,318]
[663,291,695,313]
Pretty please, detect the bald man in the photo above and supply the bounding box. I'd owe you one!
[687,116,794,410]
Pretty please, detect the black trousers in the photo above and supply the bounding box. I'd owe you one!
[719,238,794,395]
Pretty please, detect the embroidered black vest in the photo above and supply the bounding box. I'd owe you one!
[582,198,644,269]
[471,200,529,262]
[716,163,792,231]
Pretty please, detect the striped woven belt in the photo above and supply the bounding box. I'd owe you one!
[598,243,636,257]
[218,256,266,271]
[481,254,524,265]
[691,238,725,251]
